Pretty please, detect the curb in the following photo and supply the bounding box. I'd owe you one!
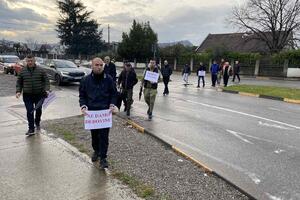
[119,115,257,200]
[221,89,300,105]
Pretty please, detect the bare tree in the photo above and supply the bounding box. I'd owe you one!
[231,0,300,53]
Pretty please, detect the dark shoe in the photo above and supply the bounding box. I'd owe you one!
[148,112,152,120]
[91,152,99,162]
[126,109,130,116]
[25,129,35,136]
[36,126,41,131]
[197,85,200,88]
[100,158,108,169]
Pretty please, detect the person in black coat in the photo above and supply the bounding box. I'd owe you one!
[161,60,172,95]
[117,63,138,116]
[104,56,117,83]
[196,62,206,88]
[79,57,117,169]
[232,60,241,82]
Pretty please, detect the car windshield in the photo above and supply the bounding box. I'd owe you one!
[54,60,77,68]
[3,57,20,63]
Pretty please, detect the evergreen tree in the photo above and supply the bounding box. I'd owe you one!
[56,0,103,57]
[118,20,157,61]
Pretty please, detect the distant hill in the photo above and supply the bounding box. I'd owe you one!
[158,40,194,48]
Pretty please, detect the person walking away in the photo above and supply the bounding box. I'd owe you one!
[16,54,50,136]
[79,57,117,169]
[217,58,225,85]
[140,59,159,120]
[232,60,241,82]
[161,60,172,95]
[223,62,232,87]
[196,62,206,88]
[117,62,138,116]
[182,64,191,85]
[210,60,219,87]
[104,56,117,83]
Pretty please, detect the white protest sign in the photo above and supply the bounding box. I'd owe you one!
[144,71,159,83]
[42,91,57,110]
[84,110,112,130]
[198,71,206,77]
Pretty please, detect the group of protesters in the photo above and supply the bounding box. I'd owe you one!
[182,58,241,88]
[15,54,241,169]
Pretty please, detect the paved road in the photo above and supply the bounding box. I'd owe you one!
[58,74,300,200]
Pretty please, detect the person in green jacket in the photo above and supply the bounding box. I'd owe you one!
[16,54,50,136]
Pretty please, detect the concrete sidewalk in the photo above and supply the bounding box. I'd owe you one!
[0,94,139,200]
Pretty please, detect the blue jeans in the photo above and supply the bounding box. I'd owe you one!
[23,94,43,130]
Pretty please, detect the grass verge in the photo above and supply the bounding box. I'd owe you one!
[224,85,300,100]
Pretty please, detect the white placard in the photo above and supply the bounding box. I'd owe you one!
[144,71,159,83]
[42,91,57,110]
[198,71,206,76]
[84,110,112,130]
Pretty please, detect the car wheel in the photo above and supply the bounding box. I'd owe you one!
[55,74,62,86]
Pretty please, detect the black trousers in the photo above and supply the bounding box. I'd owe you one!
[232,73,240,82]
[197,76,205,87]
[163,76,170,94]
[23,94,43,130]
[211,74,217,86]
[91,128,109,159]
[223,75,230,87]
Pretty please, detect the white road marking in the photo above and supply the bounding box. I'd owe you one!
[186,100,300,130]
[268,107,281,112]
[265,193,284,200]
[258,121,294,130]
[274,149,285,154]
[226,130,254,144]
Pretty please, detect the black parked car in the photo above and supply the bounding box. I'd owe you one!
[43,59,87,85]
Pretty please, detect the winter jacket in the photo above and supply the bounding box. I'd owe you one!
[233,63,240,74]
[210,64,219,75]
[16,65,50,95]
[117,68,138,90]
[182,65,191,75]
[143,67,159,89]
[104,62,117,82]
[161,64,172,77]
[79,72,117,110]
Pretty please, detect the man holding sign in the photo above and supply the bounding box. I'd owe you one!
[140,59,160,120]
[196,62,206,88]
[79,57,117,169]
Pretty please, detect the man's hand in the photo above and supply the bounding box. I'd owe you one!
[81,106,88,116]
[109,104,118,114]
[16,92,21,99]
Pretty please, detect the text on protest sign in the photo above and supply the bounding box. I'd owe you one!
[84,110,112,130]
[144,71,159,83]
[198,71,206,77]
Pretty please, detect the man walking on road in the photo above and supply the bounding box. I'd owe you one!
[117,62,138,116]
[182,64,191,85]
[161,60,172,95]
[210,60,219,87]
[232,60,241,83]
[223,62,232,87]
[79,57,117,169]
[104,56,117,83]
[16,54,50,136]
[196,62,206,88]
[141,59,159,120]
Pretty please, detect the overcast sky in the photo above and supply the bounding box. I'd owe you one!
[0,0,245,46]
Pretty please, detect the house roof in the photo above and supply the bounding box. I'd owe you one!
[195,33,271,53]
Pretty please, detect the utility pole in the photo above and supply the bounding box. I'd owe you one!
[108,24,110,45]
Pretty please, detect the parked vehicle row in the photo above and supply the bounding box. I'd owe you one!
[0,55,20,74]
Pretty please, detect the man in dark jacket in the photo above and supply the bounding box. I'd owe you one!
[104,56,117,83]
[210,60,219,87]
[16,54,50,136]
[161,60,172,95]
[79,57,117,169]
[117,62,138,116]
[196,62,206,88]
[232,60,241,82]
[182,64,191,85]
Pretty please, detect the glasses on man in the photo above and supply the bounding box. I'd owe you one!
[95,64,103,66]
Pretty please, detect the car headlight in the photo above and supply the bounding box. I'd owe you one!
[60,71,70,75]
